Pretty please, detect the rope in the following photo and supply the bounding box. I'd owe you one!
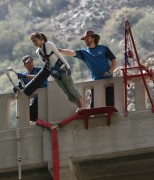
[52,129,59,180]
[36,114,83,180]
[59,114,82,127]
[36,119,59,180]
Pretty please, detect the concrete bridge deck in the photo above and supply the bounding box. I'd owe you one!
[1,147,154,180]
[0,77,154,179]
[70,148,154,180]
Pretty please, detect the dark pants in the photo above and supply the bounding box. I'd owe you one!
[106,86,114,106]
[90,86,114,108]
[30,96,38,121]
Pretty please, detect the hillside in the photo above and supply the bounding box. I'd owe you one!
[0,0,154,93]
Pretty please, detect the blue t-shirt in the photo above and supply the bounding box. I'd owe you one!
[75,45,116,80]
[18,67,48,89]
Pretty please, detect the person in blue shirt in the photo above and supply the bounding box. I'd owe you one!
[59,30,117,107]
[14,55,48,122]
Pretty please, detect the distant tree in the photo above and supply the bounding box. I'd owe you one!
[30,0,69,17]
[99,7,145,64]
[12,40,35,60]
[7,2,31,20]
[0,3,8,20]
[0,2,31,61]
[132,12,154,52]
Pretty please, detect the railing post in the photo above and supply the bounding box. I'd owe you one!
[94,80,106,108]
[134,78,146,111]
[37,88,48,121]
[0,94,13,129]
[18,91,30,127]
[114,77,125,113]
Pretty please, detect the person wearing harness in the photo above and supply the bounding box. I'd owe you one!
[14,55,48,123]
[58,30,117,107]
[31,32,84,111]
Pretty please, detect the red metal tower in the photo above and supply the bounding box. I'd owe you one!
[121,19,154,116]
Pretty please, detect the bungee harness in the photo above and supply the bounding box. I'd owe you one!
[39,43,68,80]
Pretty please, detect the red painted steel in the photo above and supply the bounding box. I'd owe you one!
[36,106,118,179]
[78,107,118,129]
[122,19,154,115]
[36,120,60,180]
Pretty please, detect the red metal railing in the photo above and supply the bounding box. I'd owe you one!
[122,19,154,115]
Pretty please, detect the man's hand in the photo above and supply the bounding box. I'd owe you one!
[13,87,18,93]
[51,123,60,130]
[17,73,26,79]
[103,71,112,77]
[67,68,72,75]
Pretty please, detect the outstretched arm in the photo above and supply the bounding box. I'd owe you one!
[47,42,71,69]
[59,49,76,57]
[17,73,35,80]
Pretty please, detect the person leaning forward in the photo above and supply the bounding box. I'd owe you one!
[59,30,117,107]
[31,32,84,112]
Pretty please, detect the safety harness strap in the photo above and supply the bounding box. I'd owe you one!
[39,43,54,62]
[39,43,66,79]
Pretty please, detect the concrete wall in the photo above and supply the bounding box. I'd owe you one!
[0,76,154,179]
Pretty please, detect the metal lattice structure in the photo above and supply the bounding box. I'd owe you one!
[121,19,154,115]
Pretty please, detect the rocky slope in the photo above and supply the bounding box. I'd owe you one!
[43,0,154,42]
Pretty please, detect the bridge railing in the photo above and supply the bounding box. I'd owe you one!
[0,76,152,130]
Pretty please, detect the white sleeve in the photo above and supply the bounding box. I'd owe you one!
[47,42,70,69]
[36,48,44,62]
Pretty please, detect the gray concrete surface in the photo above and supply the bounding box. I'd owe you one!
[0,78,154,179]
[70,147,154,180]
